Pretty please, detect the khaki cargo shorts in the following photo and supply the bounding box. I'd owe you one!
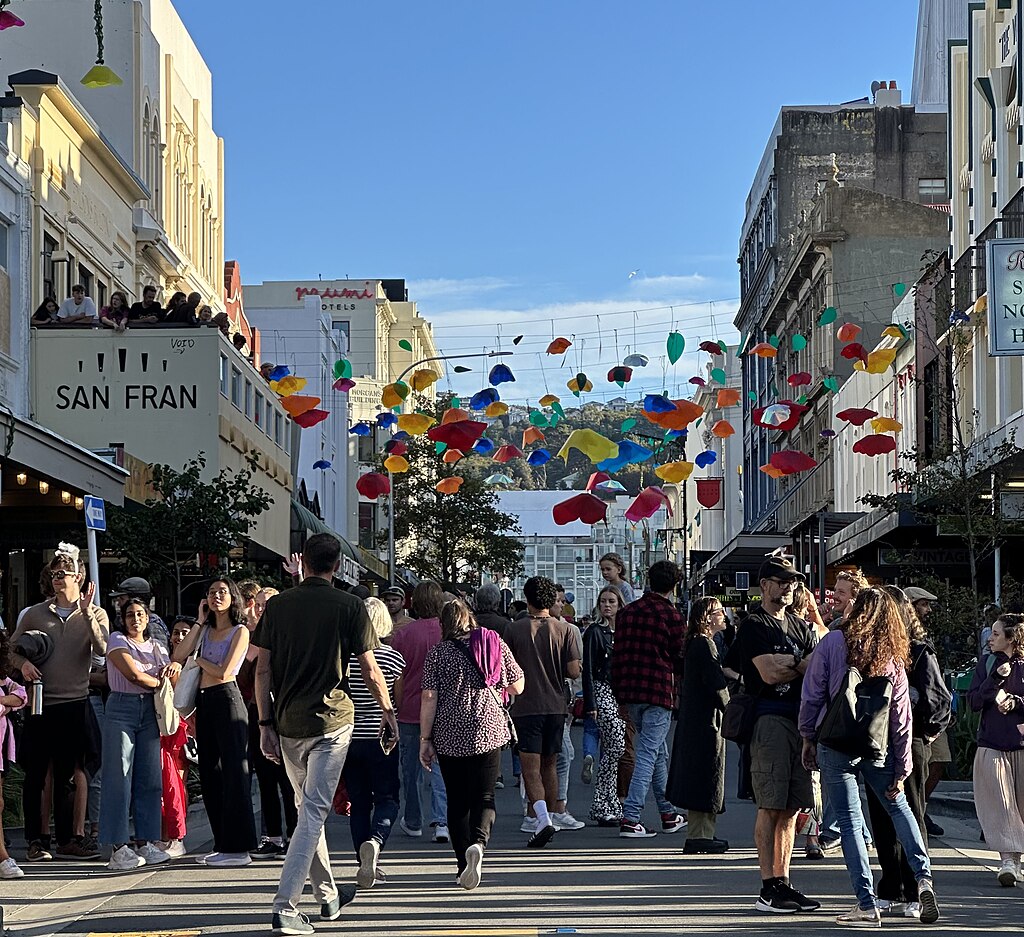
[750,713,814,811]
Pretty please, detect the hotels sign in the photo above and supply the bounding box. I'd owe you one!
[985,238,1024,355]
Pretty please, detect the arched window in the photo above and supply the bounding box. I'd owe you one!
[142,103,150,189]
[199,184,206,276]
[152,114,161,220]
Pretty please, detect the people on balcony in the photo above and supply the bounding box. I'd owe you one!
[163,292,198,327]
[128,286,162,324]
[99,292,131,332]
[31,297,58,325]
[57,285,97,324]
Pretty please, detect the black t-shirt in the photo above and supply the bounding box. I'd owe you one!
[727,603,818,703]
[128,301,162,321]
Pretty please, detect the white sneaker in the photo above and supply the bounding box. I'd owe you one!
[135,842,171,865]
[520,817,536,834]
[458,844,483,890]
[108,845,145,872]
[998,857,1018,887]
[550,811,585,831]
[160,839,187,859]
[399,818,422,837]
[904,902,922,919]
[433,825,450,843]
[0,857,24,879]
[356,839,380,889]
[205,851,252,867]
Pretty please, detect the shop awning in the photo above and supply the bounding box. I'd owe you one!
[289,501,366,585]
[1,412,127,503]
[689,532,792,586]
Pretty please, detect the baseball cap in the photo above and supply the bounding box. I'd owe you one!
[381,585,405,599]
[757,556,805,583]
[109,576,152,597]
[904,586,938,603]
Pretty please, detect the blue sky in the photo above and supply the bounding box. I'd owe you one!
[177,0,920,405]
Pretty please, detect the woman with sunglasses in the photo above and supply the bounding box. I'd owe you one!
[172,578,257,866]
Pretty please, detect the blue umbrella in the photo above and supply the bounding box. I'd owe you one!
[695,450,717,468]
[267,365,291,382]
[643,394,675,414]
[376,412,398,428]
[473,437,496,455]
[312,459,332,470]
[469,388,500,410]
[526,449,552,466]
[348,422,372,436]
[597,439,653,473]
[488,363,516,386]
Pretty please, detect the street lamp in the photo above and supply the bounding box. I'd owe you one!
[386,349,514,584]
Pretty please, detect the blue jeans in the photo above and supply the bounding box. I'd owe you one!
[583,715,600,760]
[343,738,400,858]
[818,744,931,910]
[557,720,574,804]
[98,692,163,845]
[87,694,105,828]
[821,790,872,844]
[399,722,447,829]
[622,704,673,824]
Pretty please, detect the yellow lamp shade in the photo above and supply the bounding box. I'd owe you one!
[81,64,123,88]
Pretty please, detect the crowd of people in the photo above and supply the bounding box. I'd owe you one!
[1,539,1023,934]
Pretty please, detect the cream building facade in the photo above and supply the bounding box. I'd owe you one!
[4,0,225,307]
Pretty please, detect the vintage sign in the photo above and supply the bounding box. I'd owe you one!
[985,238,1024,355]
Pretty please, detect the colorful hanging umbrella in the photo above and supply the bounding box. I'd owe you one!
[409,369,440,392]
[787,372,812,388]
[759,404,793,427]
[442,449,464,464]
[485,473,514,486]
[333,377,356,392]
[493,444,523,463]
[469,388,500,410]
[760,464,787,479]
[597,440,652,473]
[383,455,409,473]
[853,435,898,456]
[291,408,329,428]
[268,365,292,382]
[594,479,627,494]
[667,332,685,364]
[608,365,633,387]
[356,472,390,500]
[442,407,470,424]
[625,487,672,523]
[270,375,307,397]
[655,461,695,484]
[281,395,321,418]
[882,325,907,340]
[689,377,707,388]
[488,363,515,386]
[384,439,408,456]
[699,341,724,355]
[473,437,496,455]
[717,388,741,408]
[711,419,735,438]
[623,353,650,368]
[435,476,464,494]
[312,459,331,470]
[376,412,398,429]
[837,407,878,427]
[547,337,572,354]
[523,426,545,446]
[837,322,862,343]
[646,399,704,431]
[567,373,592,396]
[539,393,560,407]
[841,343,868,364]
[870,416,903,433]
[752,400,808,432]
[557,429,619,464]
[585,472,612,490]
[552,492,607,526]
[485,401,509,417]
[396,413,435,435]
[381,382,409,409]
[348,422,372,436]
[427,420,487,450]
[644,394,676,414]
[527,449,552,466]
[856,348,898,374]
[750,342,778,358]
[694,450,717,469]
[770,450,818,475]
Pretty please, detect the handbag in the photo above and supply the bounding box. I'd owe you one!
[721,690,758,744]
[172,626,206,715]
[154,675,180,737]
[817,666,893,760]
[448,638,518,745]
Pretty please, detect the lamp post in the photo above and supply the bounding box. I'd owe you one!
[386,349,514,584]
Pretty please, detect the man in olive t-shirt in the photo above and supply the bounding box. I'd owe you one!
[253,534,397,932]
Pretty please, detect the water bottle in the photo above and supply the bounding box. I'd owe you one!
[29,681,43,715]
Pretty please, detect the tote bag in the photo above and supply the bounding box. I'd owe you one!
[172,626,206,715]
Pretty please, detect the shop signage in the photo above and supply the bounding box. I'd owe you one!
[878,546,969,567]
[985,238,1024,355]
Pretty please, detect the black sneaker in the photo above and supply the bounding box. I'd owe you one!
[924,813,944,837]
[250,837,286,860]
[26,841,52,862]
[526,823,556,848]
[755,883,800,914]
[683,837,729,854]
[777,882,821,912]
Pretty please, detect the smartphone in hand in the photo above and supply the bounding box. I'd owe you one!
[379,720,397,755]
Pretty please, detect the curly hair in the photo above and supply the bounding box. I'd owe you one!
[790,583,813,619]
[842,588,910,676]
[835,568,869,597]
[881,585,926,641]
[524,576,558,611]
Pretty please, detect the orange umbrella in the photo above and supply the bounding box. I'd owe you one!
[441,407,470,424]
[646,399,704,431]
[716,388,741,408]
[750,342,778,358]
[281,395,321,418]
[442,449,464,463]
[523,426,545,446]
[711,419,735,438]
[435,477,463,494]
[547,337,572,354]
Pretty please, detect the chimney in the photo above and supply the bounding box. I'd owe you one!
[873,79,902,107]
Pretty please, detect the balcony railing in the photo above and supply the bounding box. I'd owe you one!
[1002,187,1024,239]
[954,244,980,313]
[776,452,833,533]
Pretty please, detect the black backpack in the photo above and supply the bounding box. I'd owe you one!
[817,667,893,760]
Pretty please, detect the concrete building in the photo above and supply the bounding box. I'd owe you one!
[3,0,226,307]
[912,0,971,112]
[244,277,440,556]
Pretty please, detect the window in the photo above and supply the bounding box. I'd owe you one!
[358,502,376,549]
[244,380,252,418]
[254,391,264,427]
[42,234,58,299]
[333,320,351,354]
[357,430,377,463]
[265,400,273,436]
[230,367,241,409]
[96,281,107,309]
[283,422,291,454]
[77,264,93,297]
[219,354,229,397]
[0,221,9,272]
[918,178,946,204]
[274,412,283,448]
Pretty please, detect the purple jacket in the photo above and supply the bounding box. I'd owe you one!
[798,629,913,778]
[967,653,1024,752]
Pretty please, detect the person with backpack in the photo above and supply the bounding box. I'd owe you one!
[799,588,940,927]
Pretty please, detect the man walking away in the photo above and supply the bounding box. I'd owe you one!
[610,561,688,838]
[254,534,398,936]
[504,577,581,847]
[730,557,820,914]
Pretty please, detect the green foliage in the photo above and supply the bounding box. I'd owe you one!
[102,453,273,613]
[950,703,980,782]
[385,395,524,583]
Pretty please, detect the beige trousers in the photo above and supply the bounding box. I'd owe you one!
[973,746,1024,854]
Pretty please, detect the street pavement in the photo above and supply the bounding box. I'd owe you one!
[2,731,1022,937]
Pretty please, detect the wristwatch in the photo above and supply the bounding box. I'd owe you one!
[258,718,275,727]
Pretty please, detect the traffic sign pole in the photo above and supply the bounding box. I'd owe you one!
[86,526,100,606]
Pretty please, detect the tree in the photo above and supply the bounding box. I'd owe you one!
[102,453,274,612]
[384,396,524,584]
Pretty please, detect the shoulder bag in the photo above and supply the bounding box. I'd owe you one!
[817,666,893,760]
[448,638,518,745]
[154,675,181,737]
[721,687,758,744]
[172,626,206,715]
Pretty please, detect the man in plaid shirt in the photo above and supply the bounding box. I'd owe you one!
[610,560,688,838]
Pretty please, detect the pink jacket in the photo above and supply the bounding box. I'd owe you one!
[0,676,28,771]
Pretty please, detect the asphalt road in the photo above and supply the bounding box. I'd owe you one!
[2,734,1021,937]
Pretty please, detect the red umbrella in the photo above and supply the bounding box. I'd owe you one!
[752,400,808,433]
[625,487,672,523]
[552,492,607,526]
[787,371,812,388]
[292,408,330,428]
[493,444,523,463]
[837,407,878,427]
[427,420,487,450]
[770,450,818,475]
[852,435,898,456]
[356,472,390,500]
[841,342,868,364]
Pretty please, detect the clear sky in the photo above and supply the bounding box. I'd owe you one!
[176,0,921,405]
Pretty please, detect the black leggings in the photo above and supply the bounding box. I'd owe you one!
[247,703,297,839]
[866,736,929,902]
[196,683,257,853]
[437,748,502,873]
